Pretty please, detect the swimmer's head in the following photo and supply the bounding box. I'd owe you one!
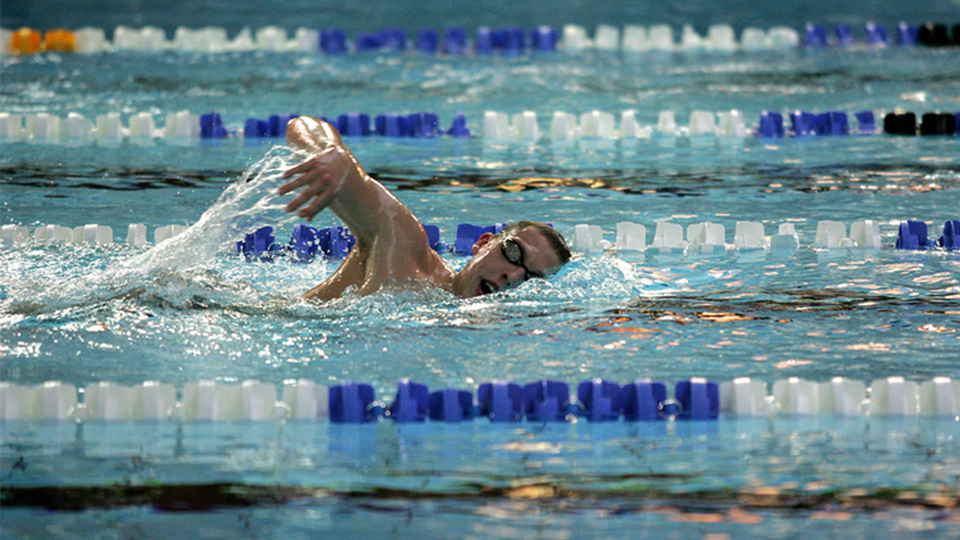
[451,221,570,298]
[492,221,571,270]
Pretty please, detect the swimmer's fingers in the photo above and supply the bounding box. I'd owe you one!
[283,185,313,214]
[282,168,342,218]
[281,159,312,180]
[279,160,322,195]
[284,177,330,214]
[278,169,317,197]
[279,148,345,195]
[279,147,350,219]
[297,189,337,221]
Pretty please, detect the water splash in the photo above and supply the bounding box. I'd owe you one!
[0,145,687,319]
[1,146,302,316]
[124,145,299,273]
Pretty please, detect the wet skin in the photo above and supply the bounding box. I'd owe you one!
[280,116,563,301]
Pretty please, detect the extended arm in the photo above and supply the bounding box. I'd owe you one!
[280,116,414,244]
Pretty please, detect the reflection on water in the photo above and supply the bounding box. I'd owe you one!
[2,417,958,509]
[3,2,960,536]
[2,228,958,389]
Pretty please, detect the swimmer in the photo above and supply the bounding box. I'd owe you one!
[280,116,571,301]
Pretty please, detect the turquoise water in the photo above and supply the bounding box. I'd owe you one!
[3,1,960,537]
[3,138,959,387]
[2,418,959,538]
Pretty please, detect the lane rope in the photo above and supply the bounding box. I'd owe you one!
[4,22,959,55]
[2,376,958,422]
[1,109,958,143]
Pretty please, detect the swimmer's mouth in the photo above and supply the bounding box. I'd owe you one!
[478,280,497,296]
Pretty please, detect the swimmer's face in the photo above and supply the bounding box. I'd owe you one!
[454,227,565,297]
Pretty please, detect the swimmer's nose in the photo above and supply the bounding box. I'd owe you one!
[502,266,526,289]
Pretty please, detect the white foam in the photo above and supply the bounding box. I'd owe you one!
[122,146,297,273]
[620,110,650,138]
[681,25,705,50]
[1,147,297,318]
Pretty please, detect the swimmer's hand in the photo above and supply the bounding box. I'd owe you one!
[279,146,351,221]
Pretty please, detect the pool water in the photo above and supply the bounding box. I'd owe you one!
[2,0,960,538]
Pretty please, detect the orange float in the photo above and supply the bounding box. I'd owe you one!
[45,29,76,52]
[12,27,43,55]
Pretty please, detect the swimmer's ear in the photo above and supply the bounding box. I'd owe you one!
[471,232,494,255]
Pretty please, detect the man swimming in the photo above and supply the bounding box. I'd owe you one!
[279,116,571,301]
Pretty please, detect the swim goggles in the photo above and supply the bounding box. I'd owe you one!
[501,237,544,280]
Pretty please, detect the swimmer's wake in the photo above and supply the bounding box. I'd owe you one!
[1,147,302,315]
[125,145,299,273]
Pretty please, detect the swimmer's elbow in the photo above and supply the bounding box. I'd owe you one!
[285,116,309,147]
[286,116,342,151]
